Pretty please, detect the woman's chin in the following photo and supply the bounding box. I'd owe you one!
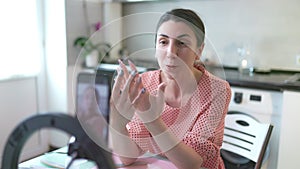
[162,69,176,80]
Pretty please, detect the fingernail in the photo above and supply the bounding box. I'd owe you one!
[141,87,146,94]
[119,70,124,76]
[131,70,137,76]
[128,59,134,65]
[137,76,141,83]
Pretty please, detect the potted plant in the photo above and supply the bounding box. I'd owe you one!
[74,36,111,68]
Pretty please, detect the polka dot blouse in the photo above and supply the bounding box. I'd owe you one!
[127,65,231,169]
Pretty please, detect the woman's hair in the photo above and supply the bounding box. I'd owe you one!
[155,8,205,46]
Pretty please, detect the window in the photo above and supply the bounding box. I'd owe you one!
[0,0,42,80]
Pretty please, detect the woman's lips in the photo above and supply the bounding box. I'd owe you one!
[167,65,176,68]
[165,65,178,71]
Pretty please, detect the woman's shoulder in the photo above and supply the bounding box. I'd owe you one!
[207,71,230,88]
[197,66,231,93]
[195,66,232,106]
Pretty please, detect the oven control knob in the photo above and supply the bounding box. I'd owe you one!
[234,92,243,104]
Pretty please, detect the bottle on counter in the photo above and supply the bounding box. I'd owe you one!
[237,45,254,75]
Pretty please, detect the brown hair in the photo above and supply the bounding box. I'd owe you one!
[155,8,205,46]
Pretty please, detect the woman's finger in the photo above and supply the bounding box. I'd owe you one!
[129,76,142,102]
[128,60,138,73]
[132,87,150,112]
[128,60,147,101]
[118,59,130,79]
[157,82,166,103]
[112,68,124,100]
[132,87,146,104]
[123,70,137,95]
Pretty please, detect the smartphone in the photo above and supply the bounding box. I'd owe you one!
[76,70,113,143]
[77,71,111,116]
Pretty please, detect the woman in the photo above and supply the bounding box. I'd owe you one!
[109,8,231,169]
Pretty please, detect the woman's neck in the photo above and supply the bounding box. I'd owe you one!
[164,79,181,108]
[160,68,202,108]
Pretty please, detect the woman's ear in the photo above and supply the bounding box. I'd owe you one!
[195,43,205,60]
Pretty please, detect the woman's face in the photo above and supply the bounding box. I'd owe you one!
[155,20,202,79]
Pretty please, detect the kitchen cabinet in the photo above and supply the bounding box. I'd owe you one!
[277,90,300,169]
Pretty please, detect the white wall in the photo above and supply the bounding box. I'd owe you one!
[44,0,70,147]
[65,1,104,118]
[122,0,300,71]
[66,0,103,66]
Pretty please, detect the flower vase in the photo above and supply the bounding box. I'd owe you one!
[85,50,99,68]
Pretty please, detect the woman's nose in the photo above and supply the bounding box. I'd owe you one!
[167,42,178,58]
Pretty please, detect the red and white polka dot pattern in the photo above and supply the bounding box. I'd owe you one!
[127,65,231,169]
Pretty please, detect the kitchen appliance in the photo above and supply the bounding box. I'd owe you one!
[224,86,283,169]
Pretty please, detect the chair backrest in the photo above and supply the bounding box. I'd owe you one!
[221,113,273,169]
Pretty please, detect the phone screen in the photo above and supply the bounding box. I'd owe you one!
[76,71,112,143]
[77,72,110,118]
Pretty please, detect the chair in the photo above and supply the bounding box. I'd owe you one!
[221,112,273,169]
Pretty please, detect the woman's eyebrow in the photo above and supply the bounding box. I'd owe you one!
[158,33,191,40]
[158,33,169,38]
[177,34,191,39]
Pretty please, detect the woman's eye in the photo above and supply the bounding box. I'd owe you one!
[159,40,167,45]
[178,41,187,47]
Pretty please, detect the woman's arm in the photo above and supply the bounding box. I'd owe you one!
[109,60,144,165]
[144,118,203,169]
[109,103,143,165]
[132,84,203,169]
[127,72,203,169]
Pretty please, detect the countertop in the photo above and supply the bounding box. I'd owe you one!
[206,66,300,91]
[98,62,300,91]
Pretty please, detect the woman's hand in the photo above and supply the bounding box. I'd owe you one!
[132,82,166,123]
[111,59,166,124]
[110,60,138,122]
[115,60,166,124]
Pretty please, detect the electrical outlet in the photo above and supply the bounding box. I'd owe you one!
[297,55,300,66]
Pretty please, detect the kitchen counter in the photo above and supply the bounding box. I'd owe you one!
[98,62,300,91]
[206,66,300,91]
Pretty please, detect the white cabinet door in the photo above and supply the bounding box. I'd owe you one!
[0,78,49,165]
[278,90,300,169]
